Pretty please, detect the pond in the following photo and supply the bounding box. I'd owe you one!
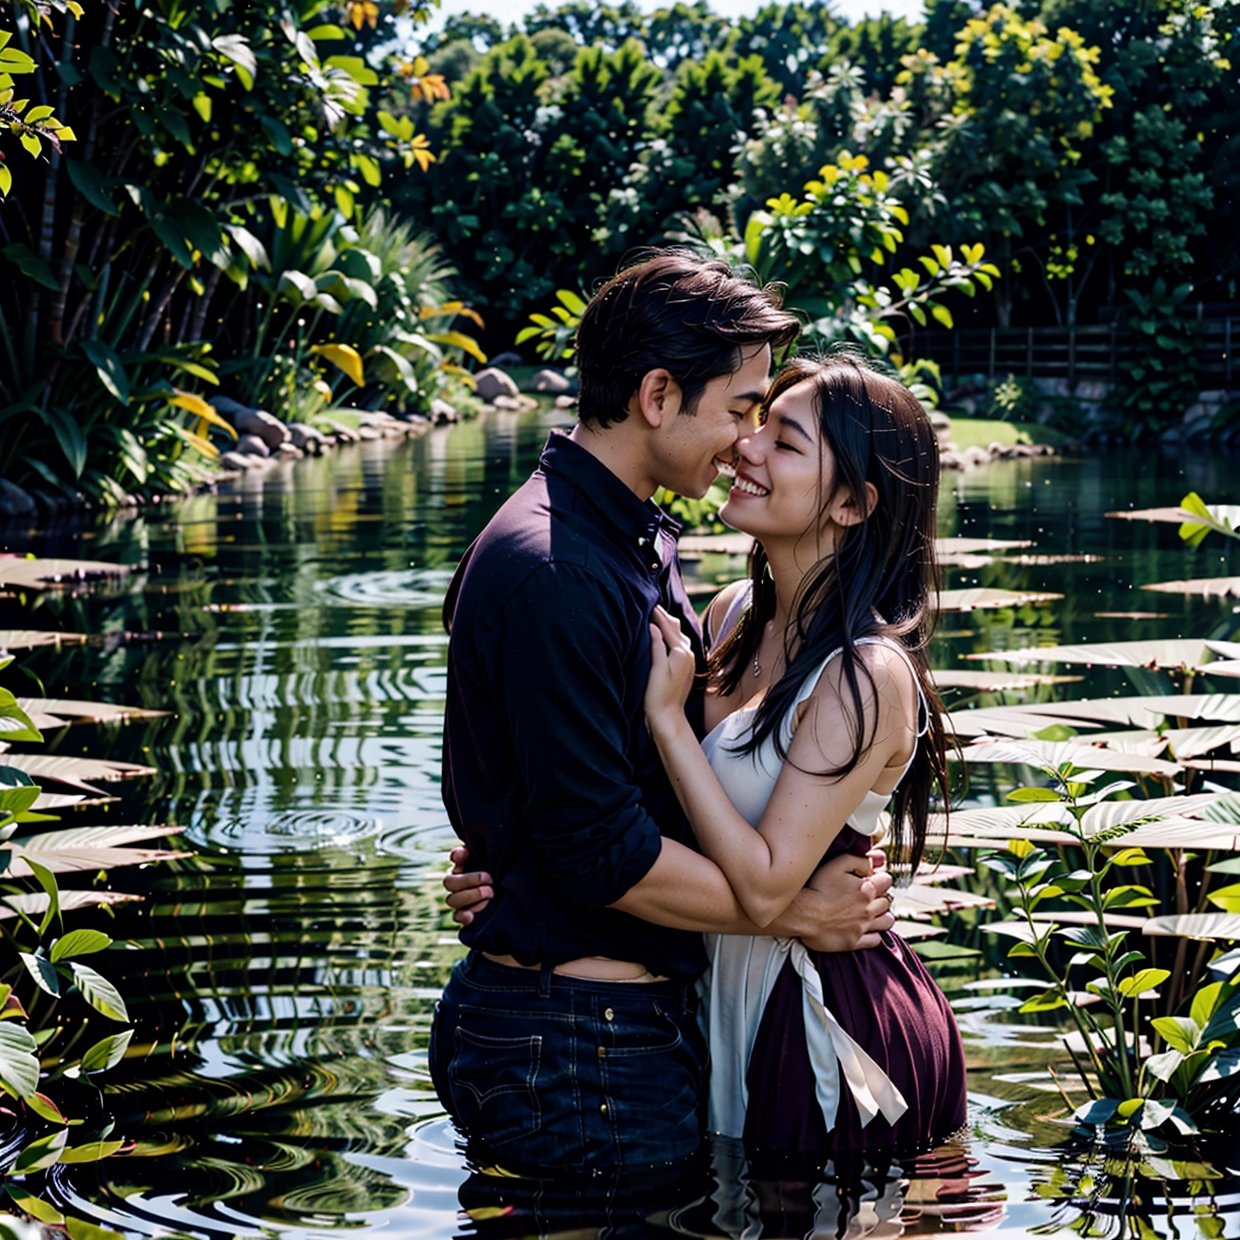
[3,405,1240,1237]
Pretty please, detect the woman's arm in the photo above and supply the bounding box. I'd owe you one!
[645,608,915,927]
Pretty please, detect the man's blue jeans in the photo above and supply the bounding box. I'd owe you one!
[430,952,707,1173]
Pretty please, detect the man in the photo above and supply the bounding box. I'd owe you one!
[431,250,895,1175]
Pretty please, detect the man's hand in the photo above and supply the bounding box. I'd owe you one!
[444,844,493,927]
[778,849,894,952]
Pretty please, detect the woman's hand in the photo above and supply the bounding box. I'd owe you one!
[444,844,493,927]
[645,606,696,736]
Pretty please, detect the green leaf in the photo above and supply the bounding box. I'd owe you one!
[2,242,58,291]
[1117,967,1170,997]
[12,1127,67,1174]
[26,854,60,937]
[930,303,954,330]
[1008,786,1062,802]
[0,1021,40,1097]
[19,951,59,997]
[51,929,113,962]
[80,1029,132,1074]
[1208,882,1240,914]
[1145,1049,1184,1082]
[24,1090,66,1123]
[69,963,128,1022]
[1019,992,1067,1012]
[1190,981,1224,1027]
[1073,1097,1118,1126]
[65,1216,126,1240]
[59,1138,125,1164]
[65,160,119,216]
[80,340,130,404]
[1152,1015,1201,1054]
[3,1184,65,1224]
[1111,847,1153,867]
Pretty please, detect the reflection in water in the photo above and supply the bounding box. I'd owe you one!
[2,417,1240,1235]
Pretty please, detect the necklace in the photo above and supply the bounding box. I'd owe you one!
[752,619,773,678]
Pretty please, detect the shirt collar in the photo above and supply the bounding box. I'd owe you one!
[539,431,682,571]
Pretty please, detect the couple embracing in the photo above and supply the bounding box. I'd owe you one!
[430,250,966,1178]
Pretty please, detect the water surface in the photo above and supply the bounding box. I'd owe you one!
[3,410,1240,1237]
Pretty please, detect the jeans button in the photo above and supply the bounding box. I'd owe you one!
[600,1103,607,1113]
[603,1007,614,1021]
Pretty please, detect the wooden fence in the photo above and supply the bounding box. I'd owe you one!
[911,312,1235,389]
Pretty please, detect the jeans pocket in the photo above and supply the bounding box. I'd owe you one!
[599,999,706,1168]
[448,1024,543,1148]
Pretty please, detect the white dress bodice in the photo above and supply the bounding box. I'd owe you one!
[698,618,922,1139]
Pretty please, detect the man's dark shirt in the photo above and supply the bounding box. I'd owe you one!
[441,431,709,981]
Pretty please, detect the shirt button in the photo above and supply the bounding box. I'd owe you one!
[597,1046,606,1058]
[603,1007,614,1022]
[600,1103,608,1113]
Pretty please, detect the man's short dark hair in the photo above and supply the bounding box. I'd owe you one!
[574,249,801,429]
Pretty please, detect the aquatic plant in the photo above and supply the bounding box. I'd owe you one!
[0,589,184,1233]
[979,762,1240,1136]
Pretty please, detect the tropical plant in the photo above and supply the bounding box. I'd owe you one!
[0,642,182,1234]
[0,0,445,504]
[981,764,1240,1136]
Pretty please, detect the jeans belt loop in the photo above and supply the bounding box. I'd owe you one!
[538,960,554,998]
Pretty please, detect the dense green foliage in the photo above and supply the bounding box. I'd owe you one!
[405,0,1235,431]
[0,0,480,505]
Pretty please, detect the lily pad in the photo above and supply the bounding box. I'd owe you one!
[17,697,167,729]
[3,824,187,877]
[0,754,156,794]
[0,556,137,591]
[965,638,1240,672]
[892,883,994,919]
[937,587,1063,613]
[0,890,142,921]
[0,630,88,652]
[933,669,1083,692]
[1144,913,1240,942]
[1143,578,1240,599]
[956,737,1183,777]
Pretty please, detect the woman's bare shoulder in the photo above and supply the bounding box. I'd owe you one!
[703,578,751,646]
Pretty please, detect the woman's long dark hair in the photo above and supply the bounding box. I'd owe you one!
[709,351,951,876]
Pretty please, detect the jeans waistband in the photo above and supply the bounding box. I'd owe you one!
[462,949,696,1005]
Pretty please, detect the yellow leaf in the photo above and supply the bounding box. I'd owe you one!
[427,330,487,366]
[420,301,485,328]
[310,342,365,386]
[171,391,237,439]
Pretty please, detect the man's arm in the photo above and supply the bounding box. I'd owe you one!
[445,844,895,950]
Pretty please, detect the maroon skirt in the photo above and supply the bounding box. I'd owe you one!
[742,831,968,1158]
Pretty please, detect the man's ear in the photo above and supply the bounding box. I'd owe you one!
[635,369,680,428]
[829,480,878,527]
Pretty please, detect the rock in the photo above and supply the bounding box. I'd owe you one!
[219,451,253,472]
[492,395,522,411]
[474,367,519,403]
[555,394,577,409]
[277,443,304,460]
[236,433,271,457]
[531,368,573,395]
[0,479,37,518]
[430,398,457,424]
[212,396,290,451]
[963,445,991,467]
[490,351,523,368]
[938,450,963,471]
[287,422,327,454]
[929,411,952,432]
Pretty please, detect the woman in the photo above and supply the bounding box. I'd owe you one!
[644,351,965,1159]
